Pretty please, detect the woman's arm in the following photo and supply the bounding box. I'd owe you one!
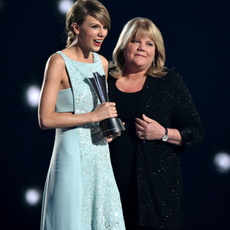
[135,72,204,147]
[135,114,183,146]
[38,54,117,130]
[171,73,205,147]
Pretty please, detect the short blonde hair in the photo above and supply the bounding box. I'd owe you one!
[110,17,166,78]
[66,0,111,47]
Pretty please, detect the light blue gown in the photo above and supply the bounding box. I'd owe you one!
[40,51,125,230]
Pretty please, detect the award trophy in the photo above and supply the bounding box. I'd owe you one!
[88,72,125,137]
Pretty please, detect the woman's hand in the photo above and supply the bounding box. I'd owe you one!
[105,133,120,143]
[135,114,164,140]
[92,102,117,123]
[135,114,183,145]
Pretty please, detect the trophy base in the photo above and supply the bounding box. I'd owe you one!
[99,117,125,136]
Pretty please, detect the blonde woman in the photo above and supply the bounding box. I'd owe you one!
[108,17,205,230]
[38,1,125,229]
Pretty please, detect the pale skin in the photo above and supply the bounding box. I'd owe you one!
[38,15,117,130]
[115,36,183,146]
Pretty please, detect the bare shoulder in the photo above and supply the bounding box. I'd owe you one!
[43,53,66,84]
[98,54,108,75]
[47,53,65,67]
[98,54,108,65]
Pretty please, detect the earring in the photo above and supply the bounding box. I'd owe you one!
[152,58,155,66]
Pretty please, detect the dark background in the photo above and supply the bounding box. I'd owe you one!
[1,0,230,229]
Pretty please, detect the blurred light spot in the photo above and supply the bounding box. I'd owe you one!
[214,152,230,173]
[25,188,42,205]
[0,0,5,13]
[58,0,74,14]
[26,85,40,107]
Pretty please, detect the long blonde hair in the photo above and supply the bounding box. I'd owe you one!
[65,0,111,47]
[110,17,166,78]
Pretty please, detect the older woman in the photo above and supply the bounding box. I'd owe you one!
[108,17,205,230]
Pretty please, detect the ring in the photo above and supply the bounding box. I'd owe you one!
[138,132,142,137]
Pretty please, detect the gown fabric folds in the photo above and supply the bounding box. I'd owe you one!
[40,51,125,230]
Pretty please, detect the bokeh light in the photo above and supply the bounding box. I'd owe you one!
[26,85,40,108]
[58,0,74,14]
[214,152,230,173]
[25,188,42,206]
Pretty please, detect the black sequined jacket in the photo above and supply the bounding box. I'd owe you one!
[108,69,205,229]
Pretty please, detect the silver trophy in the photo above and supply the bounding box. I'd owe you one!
[88,72,125,137]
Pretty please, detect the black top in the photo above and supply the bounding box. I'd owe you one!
[109,85,142,229]
[108,69,205,230]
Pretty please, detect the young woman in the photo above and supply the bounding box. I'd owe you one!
[38,1,125,229]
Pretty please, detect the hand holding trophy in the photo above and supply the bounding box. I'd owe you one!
[88,72,125,138]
